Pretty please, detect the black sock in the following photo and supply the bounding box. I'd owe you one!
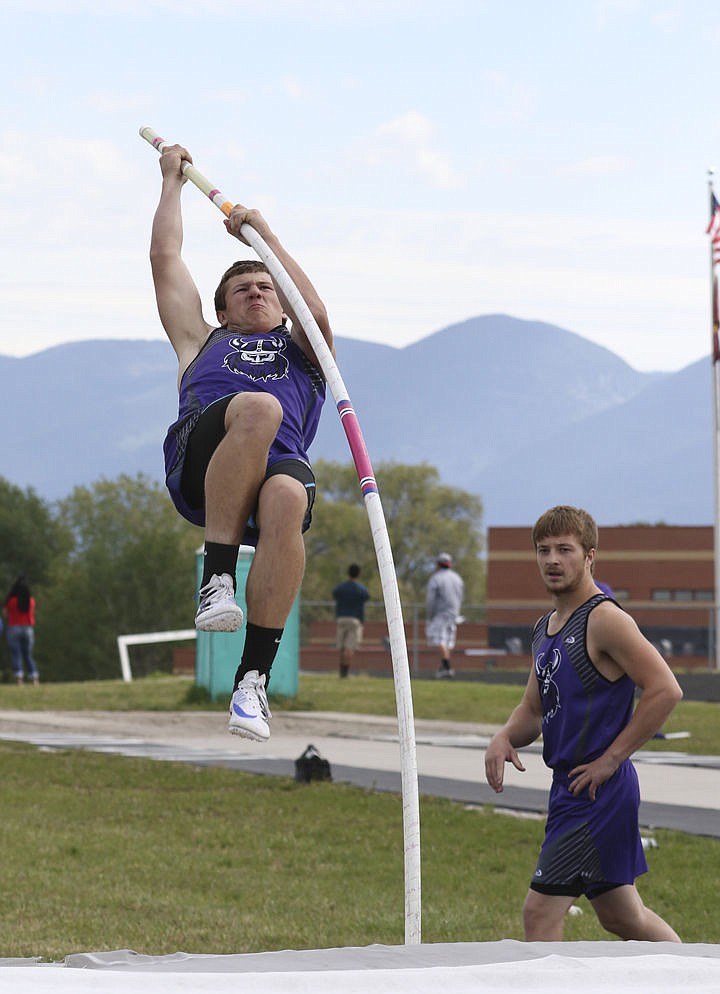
[233,622,284,688]
[202,542,239,590]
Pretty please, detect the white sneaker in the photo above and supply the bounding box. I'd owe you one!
[228,671,271,742]
[195,573,244,632]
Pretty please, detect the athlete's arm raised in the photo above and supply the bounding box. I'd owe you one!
[150,144,213,379]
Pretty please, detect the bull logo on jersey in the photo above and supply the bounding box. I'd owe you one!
[224,335,289,382]
[535,647,562,721]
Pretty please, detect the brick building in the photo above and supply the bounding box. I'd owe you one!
[292,526,715,676]
[487,524,715,667]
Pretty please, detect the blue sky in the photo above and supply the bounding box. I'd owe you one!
[1,0,719,371]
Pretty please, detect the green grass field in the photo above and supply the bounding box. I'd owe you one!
[0,673,717,959]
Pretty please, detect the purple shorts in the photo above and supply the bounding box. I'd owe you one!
[530,759,648,899]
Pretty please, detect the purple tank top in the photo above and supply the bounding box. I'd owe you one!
[171,325,325,462]
[531,594,635,777]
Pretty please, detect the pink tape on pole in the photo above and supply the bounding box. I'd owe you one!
[337,400,378,495]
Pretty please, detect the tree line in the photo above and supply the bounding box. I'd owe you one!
[0,462,484,683]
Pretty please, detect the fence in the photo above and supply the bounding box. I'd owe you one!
[301,600,718,674]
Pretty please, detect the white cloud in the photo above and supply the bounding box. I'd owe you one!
[0,0,714,379]
[0,181,710,372]
[0,131,131,198]
[360,111,461,189]
[278,203,710,372]
[376,111,433,145]
[416,148,460,189]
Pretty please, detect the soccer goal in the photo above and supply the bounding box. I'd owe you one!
[116,630,197,682]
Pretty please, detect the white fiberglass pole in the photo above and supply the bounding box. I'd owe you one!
[140,128,421,943]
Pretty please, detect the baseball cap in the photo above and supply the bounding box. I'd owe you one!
[437,552,453,566]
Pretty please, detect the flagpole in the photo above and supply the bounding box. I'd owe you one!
[708,167,720,671]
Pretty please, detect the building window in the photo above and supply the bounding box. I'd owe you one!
[651,589,713,602]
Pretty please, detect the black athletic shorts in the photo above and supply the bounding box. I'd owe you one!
[180,395,316,545]
[530,880,622,900]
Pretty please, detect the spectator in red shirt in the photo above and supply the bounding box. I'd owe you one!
[3,576,39,685]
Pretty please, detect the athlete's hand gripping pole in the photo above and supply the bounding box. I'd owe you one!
[140,128,421,945]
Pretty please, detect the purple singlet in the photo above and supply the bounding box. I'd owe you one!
[529,595,648,895]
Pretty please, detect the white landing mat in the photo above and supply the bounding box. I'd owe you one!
[1,941,719,994]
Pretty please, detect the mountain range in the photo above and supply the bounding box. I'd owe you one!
[1,315,713,526]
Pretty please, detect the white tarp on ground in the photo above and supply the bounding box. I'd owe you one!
[1,942,720,994]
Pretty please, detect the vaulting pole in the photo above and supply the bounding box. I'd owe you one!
[140,128,421,942]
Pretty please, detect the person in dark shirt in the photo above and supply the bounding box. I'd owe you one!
[332,564,370,678]
[484,505,682,942]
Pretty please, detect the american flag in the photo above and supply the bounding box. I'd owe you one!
[708,192,720,267]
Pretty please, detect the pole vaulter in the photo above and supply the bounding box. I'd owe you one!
[139,128,421,944]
